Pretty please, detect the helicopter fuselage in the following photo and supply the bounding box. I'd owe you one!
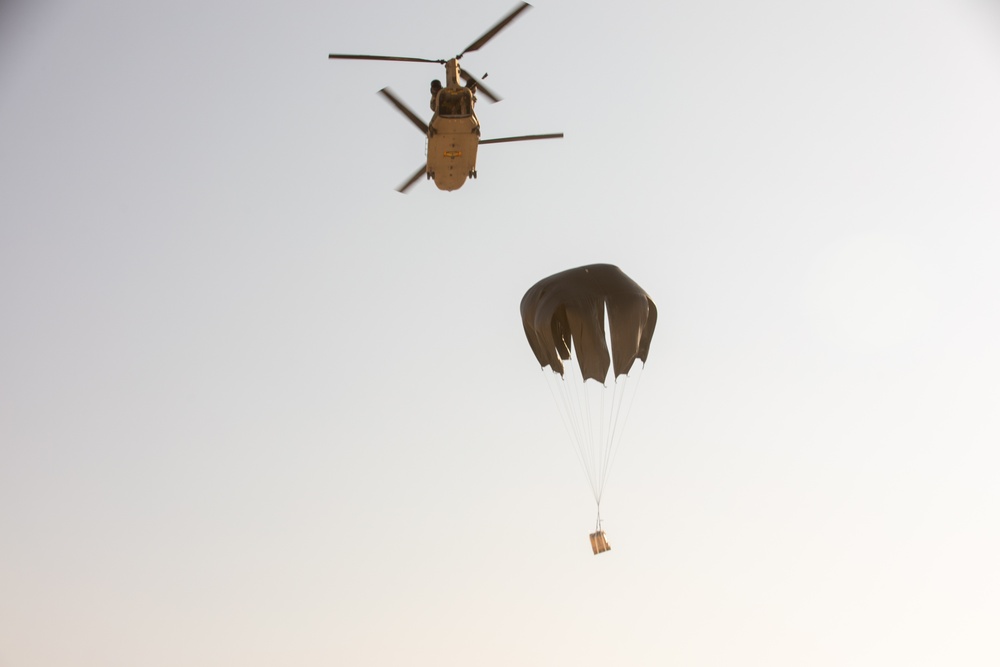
[426,113,481,192]
[425,77,481,191]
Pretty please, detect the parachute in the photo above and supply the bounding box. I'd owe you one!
[521,264,657,553]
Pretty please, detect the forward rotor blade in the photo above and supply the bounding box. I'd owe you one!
[328,53,442,64]
[460,71,501,103]
[460,2,531,56]
[397,164,427,193]
[479,132,563,145]
[378,87,429,135]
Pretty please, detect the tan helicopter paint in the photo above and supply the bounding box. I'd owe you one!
[427,115,480,191]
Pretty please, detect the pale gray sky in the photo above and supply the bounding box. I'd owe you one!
[2,1,999,665]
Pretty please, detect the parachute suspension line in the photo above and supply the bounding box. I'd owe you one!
[607,363,645,479]
[593,373,619,503]
[545,364,601,502]
[595,374,620,503]
[561,336,602,504]
[539,333,647,511]
[593,381,606,503]
[591,363,646,504]
[599,371,629,499]
[552,344,605,504]
[569,350,601,504]
[584,369,601,505]
[543,368,596,493]
[595,301,618,505]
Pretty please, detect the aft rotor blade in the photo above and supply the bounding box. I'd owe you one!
[460,2,531,56]
[397,164,427,193]
[461,71,501,103]
[378,87,429,135]
[479,132,564,145]
[328,53,443,64]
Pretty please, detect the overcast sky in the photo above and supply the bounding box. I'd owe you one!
[2,1,1000,665]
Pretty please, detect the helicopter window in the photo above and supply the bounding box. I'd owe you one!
[437,89,473,117]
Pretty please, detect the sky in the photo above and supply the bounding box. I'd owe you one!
[2,0,1000,665]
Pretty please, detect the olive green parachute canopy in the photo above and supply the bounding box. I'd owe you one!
[520,264,657,382]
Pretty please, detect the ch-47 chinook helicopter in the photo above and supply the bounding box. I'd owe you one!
[328,2,563,193]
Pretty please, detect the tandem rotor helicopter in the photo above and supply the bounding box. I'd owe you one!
[328,2,563,193]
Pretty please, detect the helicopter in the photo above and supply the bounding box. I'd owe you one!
[328,2,563,193]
